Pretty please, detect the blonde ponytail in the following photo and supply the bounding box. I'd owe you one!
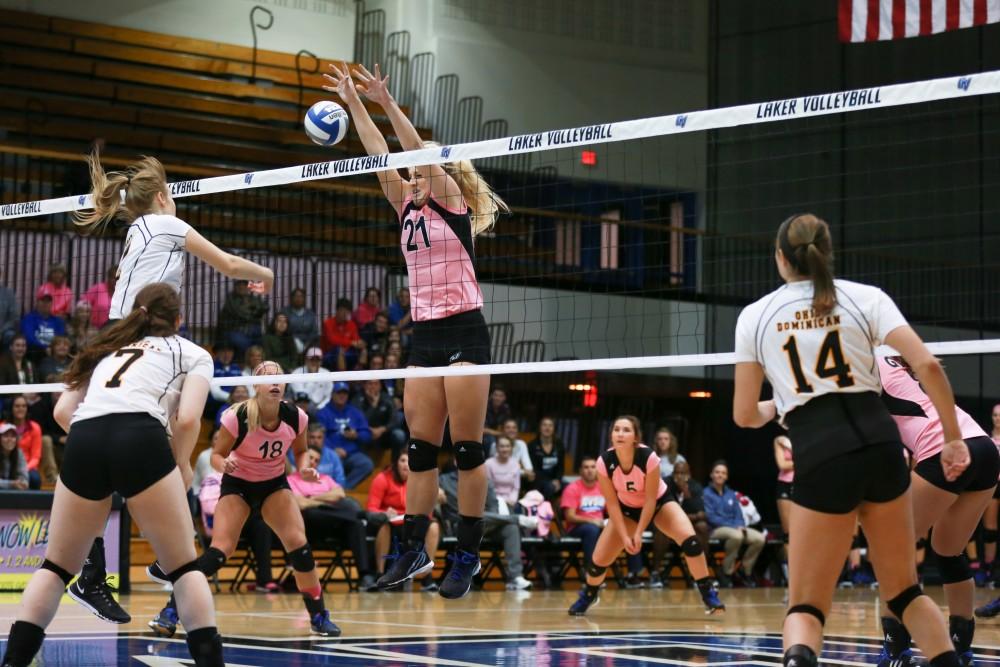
[73,151,169,235]
[422,142,509,236]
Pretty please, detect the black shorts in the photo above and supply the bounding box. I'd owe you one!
[220,473,290,511]
[408,309,491,367]
[619,491,674,526]
[914,436,1000,494]
[61,413,176,501]
[776,481,794,501]
[792,441,910,514]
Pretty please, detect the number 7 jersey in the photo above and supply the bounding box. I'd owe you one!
[71,335,214,429]
[734,278,909,421]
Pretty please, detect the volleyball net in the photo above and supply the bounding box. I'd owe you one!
[1,67,999,415]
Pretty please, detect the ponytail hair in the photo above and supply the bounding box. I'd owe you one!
[73,150,169,235]
[776,213,835,315]
[229,361,285,435]
[63,283,179,390]
[423,142,509,236]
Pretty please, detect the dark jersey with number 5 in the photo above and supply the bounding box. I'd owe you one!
[399,193,482,322]
[734,278,908,423]
[71,335,213,430]
[220,401,307,482]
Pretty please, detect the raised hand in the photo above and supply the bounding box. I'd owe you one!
[354,63,393,107]
[322,62,361,106]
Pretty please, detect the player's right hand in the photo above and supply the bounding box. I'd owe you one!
[223,457,240,474]
[940,438,970,481]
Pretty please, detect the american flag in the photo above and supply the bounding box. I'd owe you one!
[839,0,1000,42]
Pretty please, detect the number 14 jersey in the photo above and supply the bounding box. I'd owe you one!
[734,278,908,422]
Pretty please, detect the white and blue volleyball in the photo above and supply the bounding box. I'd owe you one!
[304,101,349,146]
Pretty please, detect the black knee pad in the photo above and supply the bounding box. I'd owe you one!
[938,553,972,584]
[40,559,73,585]
[787,604,825,626]
[783,644,818,667]
[195,546,227,578]
[407,439,439,472]
[288,544,315,572]
[166,559,201,584]
[454,441,485,471]
[586,563,607,579]
[681,535,703,557]
[887,584,925,620]
[984,529,999,544]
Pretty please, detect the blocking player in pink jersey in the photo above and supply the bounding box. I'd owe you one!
[323,63,509,599]
[567,416,725,616]
[875,355,999,667]
[146,361,342,638]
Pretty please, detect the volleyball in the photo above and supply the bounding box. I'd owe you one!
[304,100,349,146]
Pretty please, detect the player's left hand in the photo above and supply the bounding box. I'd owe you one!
[940,438,970,481]
[300,467,319,482]
[354,63,393,106]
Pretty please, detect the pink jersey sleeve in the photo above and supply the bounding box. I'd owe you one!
[645,450,661,474]
[296,407,309,435]
[220,407,239,437]
[596,455,608,479]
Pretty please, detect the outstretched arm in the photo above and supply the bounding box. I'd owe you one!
[323,63,406,212]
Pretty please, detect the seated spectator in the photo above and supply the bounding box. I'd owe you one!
[485,437,521,507]
[439,457,533,590]
[279,287,318,353]
[653,427,686,478]
[484,387,512,441]
[385,340,404,366]
[0,335,36,387]
[3,395,42,489]
[295,423,345,486]
[648,460,709,588]
[703,460,765,588]
[208,341,243,413]
[288,443,376,591]
[387,287,412,333]
[35,263,73,318]
[262,313,299,373]
[82,265,116,329]
[0,278,17,349]
[316,382,373,489]
[241,345,265,397]
[366,450,440,591]
[24,392,62,483]
[368,353,385,371]
[352,379,406,455]
[289,347,332,414]
[37,335,72,382]
[528,416,565,499]
[560,456,606,566]
[214,386,249,426]
[490,418,534,480]
[0,423,28,490]
[21,294,65,363]
[360,312,390,357]
[322,298,365,370]
[353,287,382,329]
[216,280,268,354]
[382,353,401,396]
[67,301,98,353]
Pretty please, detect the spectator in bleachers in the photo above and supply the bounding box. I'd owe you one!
[322,298,365,370]
[240,345,265,396]
[648,460,708,588]
[0,423,28,490]
[703,460,765,588]
[352,379,406,455]
[360,312,390,357]
[82,265,116,329]
[289,443,377,591]
[262,313,299,373]
[368,353,385,371]
[382,352,401,396]
[485,436,521,506]
[214,386,249,426]
[25,392,64,480]
[37,335,72,382]
[439,456,533,590]
[35,263,73,319]
[384,340,404,366]
[3,395,42,489]
[367,450,440,592]
[490,418,534,481]
[289,347,332,414]
[316,382,373,489]
[295,423,345,487]
[353,287,382,329]
[279,287,319,353]
[216,280,269,355]
[0,335,36,387]
[387,287,412,333]
[653,427,686,478]
[560,456,605,567]
[484,387,512,441]
[0,276,17,349]
[67,300,98,353]
[21,294,65,362]
[208,341,242,412]
[386,327,406,354]
[529,417,565,500]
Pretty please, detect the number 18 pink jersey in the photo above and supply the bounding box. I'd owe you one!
[221,404,307,482]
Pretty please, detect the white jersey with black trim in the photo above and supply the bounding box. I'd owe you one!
[109,214,192,320]
[734,278,908,421]
[71,335,213,429]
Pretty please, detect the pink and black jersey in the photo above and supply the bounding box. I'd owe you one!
[878,356,988,462]
[221,401,307,482]
[399,194,483,322]
[596,445,668,509]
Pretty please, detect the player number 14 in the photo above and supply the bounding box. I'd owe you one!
[782,330,855,394]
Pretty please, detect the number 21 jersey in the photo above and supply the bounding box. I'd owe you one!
[734,278,908,421]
